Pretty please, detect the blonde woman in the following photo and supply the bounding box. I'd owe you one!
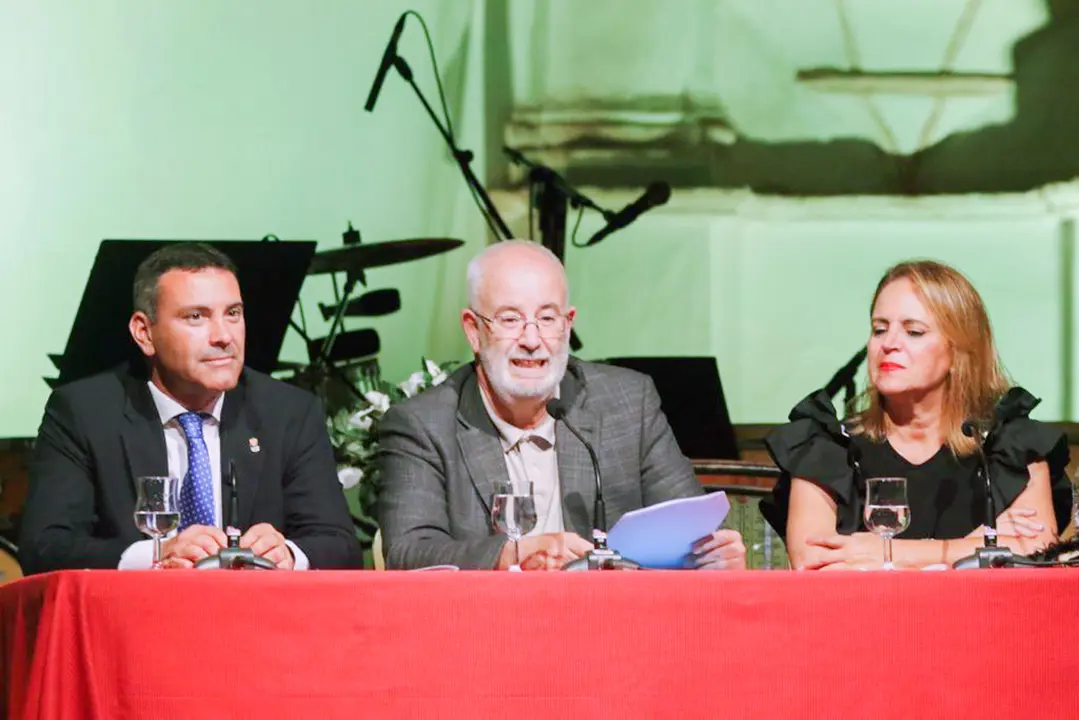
[760,260,1071,570]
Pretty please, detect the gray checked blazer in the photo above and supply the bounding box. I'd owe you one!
[376,357,703,569]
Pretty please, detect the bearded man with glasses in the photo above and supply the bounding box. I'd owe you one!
[377,240,745,571]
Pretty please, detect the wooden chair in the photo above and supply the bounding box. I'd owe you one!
[0,536,22,586]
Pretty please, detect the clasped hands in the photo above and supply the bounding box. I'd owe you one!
[160,523,294,570]
[500,529,746,571]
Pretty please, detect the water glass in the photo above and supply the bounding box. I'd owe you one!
[490,480,537,571]
[864,477,911,570]
[133,475,181,569]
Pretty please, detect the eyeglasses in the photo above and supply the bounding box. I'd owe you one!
[470,309,568,339]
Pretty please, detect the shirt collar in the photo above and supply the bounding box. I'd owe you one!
[146,381,224,426]
[478,383,557,452]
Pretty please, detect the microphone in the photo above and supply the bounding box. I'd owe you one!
[364,13,408,112]
[227,459,240,543]
[839,423,862,482]
[546,398,639,571]
[546,399,605,537]
[953,417,1015,569]
[584,182,671,247]
[194,460,276,570]
[839,423,867,535]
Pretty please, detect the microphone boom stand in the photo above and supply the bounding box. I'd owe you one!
[390,57,513,240]
[503,147,605,352]
[383,41,587,349]
[953,430,1015,569]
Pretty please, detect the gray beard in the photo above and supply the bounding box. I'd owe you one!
[478,345,569,403]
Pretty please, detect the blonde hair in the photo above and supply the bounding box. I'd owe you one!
[849,260,1011,456]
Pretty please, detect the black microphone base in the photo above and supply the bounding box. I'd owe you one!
[195,548,276,570]
[952,545,1016,570]
[562,547,640,571]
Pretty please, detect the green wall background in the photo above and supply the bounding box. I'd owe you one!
[3,0,1077,438]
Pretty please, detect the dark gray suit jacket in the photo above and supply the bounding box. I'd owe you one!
[376,358,703,569]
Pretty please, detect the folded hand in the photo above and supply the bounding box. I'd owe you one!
[967,507,1045,540]
[801,532,885,570]
[161,524,228,569]
[240,523,294,570]
[690,529,746,570]
[507,532,592,571]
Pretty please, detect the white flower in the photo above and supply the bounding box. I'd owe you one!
[347,408,374,431]
[337,466,364,489]
[363,390,391,413]
[425,359,448,386]
[398,371,426,398]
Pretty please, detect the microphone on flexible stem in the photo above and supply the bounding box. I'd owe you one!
[546,399,639,571]
[953,420,1015,569]
[227,460,240,548]
[364,13,408,112]
[584,182,672,247]
[194,460,276,570]
[839,423,862,485]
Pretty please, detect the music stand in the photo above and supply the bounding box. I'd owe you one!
[604,356,739,460]
[48,239,316,387]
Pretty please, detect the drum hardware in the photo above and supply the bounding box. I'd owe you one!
[306,237,464,276]
[318,288,401,320]
[266,225,464,409]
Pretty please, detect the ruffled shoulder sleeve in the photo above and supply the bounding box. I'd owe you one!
[986,387,1072,532]
[759,389,861,538]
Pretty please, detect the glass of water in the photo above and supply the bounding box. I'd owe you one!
[491,480,537,571]
[864,477,910,571]
[133,475,180,570]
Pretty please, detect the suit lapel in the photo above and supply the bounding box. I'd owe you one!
[556,406,599,538]
[120,376,169,489]
[456,370,510,514]
[219,375,264,529]
[454,359,599,534]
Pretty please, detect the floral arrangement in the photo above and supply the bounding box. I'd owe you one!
[327,358,454,538]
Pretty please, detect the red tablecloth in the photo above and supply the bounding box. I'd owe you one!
[2,569,1077,719]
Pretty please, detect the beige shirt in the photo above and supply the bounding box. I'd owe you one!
[479,386,565,535]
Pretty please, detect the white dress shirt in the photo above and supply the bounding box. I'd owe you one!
[118,382,309,570]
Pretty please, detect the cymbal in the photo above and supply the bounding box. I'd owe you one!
[307,238,464,276]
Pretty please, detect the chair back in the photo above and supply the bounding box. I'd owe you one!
[0,537,22,585]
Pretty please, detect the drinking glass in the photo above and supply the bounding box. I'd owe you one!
[490,480,537,571]
[864,477,911,571]
[133,475,181,569]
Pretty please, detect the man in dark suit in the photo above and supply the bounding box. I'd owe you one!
[377,240,746,571]
[19,243,360,574]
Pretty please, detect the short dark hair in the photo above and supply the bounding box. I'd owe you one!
[133,242,238,321]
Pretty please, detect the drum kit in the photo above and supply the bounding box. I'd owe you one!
[277,224,464,413]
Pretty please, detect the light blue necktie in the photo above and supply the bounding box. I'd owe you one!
[176,412,216,531]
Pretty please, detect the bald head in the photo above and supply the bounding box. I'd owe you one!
[462,239,575,416]
[466,240,569,309]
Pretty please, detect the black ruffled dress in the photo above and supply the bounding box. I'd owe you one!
[759,387,1072,540]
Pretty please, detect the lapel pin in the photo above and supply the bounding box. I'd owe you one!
[249,437,261,454]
